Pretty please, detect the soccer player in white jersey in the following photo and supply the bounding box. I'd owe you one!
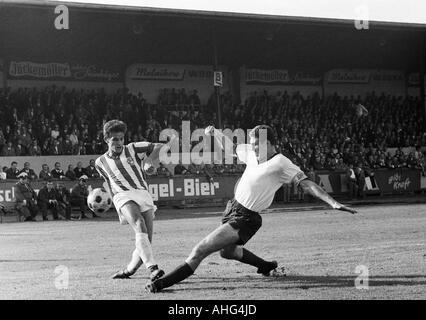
[95,120,164,281]
[146,124,356,293]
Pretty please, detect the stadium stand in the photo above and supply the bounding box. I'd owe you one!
[0,86,424,178]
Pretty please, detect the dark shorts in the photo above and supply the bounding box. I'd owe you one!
[221,199,262,245]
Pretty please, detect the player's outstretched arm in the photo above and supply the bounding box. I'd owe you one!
[143,143,165,175]
[299,179,357,214]
[143,133,180,174]
[204,125,238,157]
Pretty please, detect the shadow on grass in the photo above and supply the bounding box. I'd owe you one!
[158,274,426,292]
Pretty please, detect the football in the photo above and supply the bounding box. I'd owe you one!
[87,188,112,214]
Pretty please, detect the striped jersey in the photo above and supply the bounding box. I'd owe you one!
[95,142,154,196]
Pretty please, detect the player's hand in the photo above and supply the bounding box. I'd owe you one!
[204,125,215,136]
[336,204,357,214]
[169,133,179,141]
[144,162,156,175]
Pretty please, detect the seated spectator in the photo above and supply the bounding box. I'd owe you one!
[311,155,325,171]
[49,139,63,155]
[306,166,316,182]
[14,172,39,221]
[74,161,86,179]
[335,158,348,171]
[39,164,53,181]
[319,157,328,170]
[19,162,38,181]
[14,139,26,156]
[62,135,73,155]
[223,164,236,174]
[51,125,60,139]
[174,161,189,175]
[85,159,100,179]
[413,145,423,161]
[200,162,215,183]
[51,162,66,179]
[213,163,225,175]
[420,155,426,176]
[55,181,72,220]
[84,140,96,155]
[71,175,98,219]
[156,162,172,177]
[186,163,199,175]
[28,140,42,156]
[65,164,77,180]
[38,180,60,221]
[326,156,338,171]
[407,152,417,169]
[41,139,51,156]
[69,129,79,154]
[0,129,5,153]
[1,141,16,157]
[403,153,411,168]
[0,166,7,180]
[377,154,387,168]
[366,155,378,170]
[390,156,400,169]
[6,161,20,179]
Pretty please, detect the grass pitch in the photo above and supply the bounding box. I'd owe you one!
[0,203,425,300]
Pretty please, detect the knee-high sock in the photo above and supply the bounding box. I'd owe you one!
[239,248,272,269]
[126,248,143,274]
[135,232,156,269]
[155,262,194,290]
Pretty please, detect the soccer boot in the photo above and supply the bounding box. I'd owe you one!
[257,260,278,276]
[112,268,135,279]
[145,279,162,293]
[149,265,165,282]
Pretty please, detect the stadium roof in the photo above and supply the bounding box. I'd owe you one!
[1,0,425,71]
[3,0,426,30]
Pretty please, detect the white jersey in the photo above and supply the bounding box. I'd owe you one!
[235,145,307,212]
[95,142,153,197]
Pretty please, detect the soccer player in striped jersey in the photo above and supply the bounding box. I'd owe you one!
[146,125,356,293]
[95,119,164,281]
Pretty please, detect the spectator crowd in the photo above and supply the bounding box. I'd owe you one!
[12,171,97,221]
[0,86,425,180]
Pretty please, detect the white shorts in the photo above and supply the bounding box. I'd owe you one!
[113,189,157,225]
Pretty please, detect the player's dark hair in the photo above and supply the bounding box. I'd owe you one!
[249,125,276,145]
[103,120,127,140]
